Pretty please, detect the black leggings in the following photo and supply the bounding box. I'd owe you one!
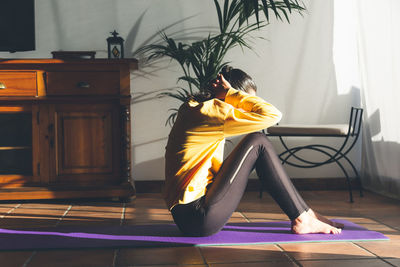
[171,132,309,236]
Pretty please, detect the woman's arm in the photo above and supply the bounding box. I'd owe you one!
[222,88,282,137]
[210,73,281,137]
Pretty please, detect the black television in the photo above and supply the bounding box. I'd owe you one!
[0,0,35,53]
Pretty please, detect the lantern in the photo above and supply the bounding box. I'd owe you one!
[107,30,124,59]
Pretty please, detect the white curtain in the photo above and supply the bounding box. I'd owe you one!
[354,0,400,199]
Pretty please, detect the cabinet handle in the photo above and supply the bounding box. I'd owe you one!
[0,82,6,89]
[76,81,90,88]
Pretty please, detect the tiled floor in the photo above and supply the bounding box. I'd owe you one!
[0,190,399,267]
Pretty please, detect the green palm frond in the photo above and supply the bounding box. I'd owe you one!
[178,76,200,92]
[138,32,190,66]
[214,0,305,32]
[165,108,179,127]
[239,0,305,25]
[158,87,192,102]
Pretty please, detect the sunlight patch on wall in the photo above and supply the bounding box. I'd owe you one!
[333,0,360,96]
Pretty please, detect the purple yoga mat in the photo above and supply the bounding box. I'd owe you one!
[0,219,388,250]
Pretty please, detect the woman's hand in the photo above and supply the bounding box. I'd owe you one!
[211,74,231,100]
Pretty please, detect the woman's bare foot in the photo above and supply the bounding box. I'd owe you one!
[291,211,342,234]
[307,209,345,229]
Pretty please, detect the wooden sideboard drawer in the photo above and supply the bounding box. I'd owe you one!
[46,71,120,95]
[0,72,37,96]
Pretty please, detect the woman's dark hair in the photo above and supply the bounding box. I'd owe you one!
[220,65,257,93]
[188,65,257,102]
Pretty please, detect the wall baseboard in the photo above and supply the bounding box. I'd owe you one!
[135,177,360,194]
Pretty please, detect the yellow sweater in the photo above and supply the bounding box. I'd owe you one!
[164,88,282,210]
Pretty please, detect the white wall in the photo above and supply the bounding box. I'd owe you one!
[0,0,361,181]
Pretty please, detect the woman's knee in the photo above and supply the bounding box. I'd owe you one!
[241,132,273,148]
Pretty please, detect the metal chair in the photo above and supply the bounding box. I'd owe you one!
[262,107,364,202]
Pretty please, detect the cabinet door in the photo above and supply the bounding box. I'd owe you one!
[49,103,120,184]
[0,105,40,186]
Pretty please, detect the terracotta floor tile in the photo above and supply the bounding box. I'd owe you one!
[200,244,288,264]
[247,219,285,223]
[208,261,298,267]
[6,207,66,216]
[126,200,166,208]
[357,208,400,218]
[375,216,400,230]
[242,212,289,221]
[57,209,123,226]
[237,201,282,213]
[59,217,120,226]
[299,258,392,267]
[0,251,35,267]
[332,216,378,224]
[63,210,122,219]
[385,258,400,266]
[27,249,116,267]
[69,204,123,212]
[58,220,120,226]
[0,203,20,208]
[124,207,170,217]
[0,207,15,216]
[123,213,174,225]
[0,208,64,228]
[227,217,249,223]
[279,242,376,260]
[231,211,245,218]
[125,194,166,208]
[124,207,171,215]
[19,203,71,210]
[355,240,400,258]
[357,223,398,232]
[116,246,205,266]
[133,265,208,267]
[383,232,400,241]
[226,212,248,223]
[0,219,59,228]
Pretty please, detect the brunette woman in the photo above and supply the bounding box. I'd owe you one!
[164,66,342,236]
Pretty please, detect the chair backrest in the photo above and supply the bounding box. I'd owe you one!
[329,107,363,161]
[348,107,363,137]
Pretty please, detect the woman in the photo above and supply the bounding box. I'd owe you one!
[164,66,342,237]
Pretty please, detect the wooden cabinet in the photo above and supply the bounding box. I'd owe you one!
[0,59,137,201]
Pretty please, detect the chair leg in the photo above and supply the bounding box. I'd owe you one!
[339,153,364,198]
[358,176,364,197]
[344,170,354,203]
[349,166,363,198]
[330,157,354,203]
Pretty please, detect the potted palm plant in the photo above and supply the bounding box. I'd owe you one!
[137,0,306,125]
